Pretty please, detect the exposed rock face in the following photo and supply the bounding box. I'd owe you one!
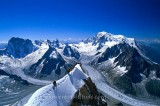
[29,45,66,78]
[0,37,37,58]
[114,45,160,82]
[145,79,160,98]
[92,42,160,97]
[34,40,43,46]
[83,32,160,97]
[47,39,60,48]
[71,77,107,106]
[96,43,160,80]
[97,44,121,63]
[63,44,80,59]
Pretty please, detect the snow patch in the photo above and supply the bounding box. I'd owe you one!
[0,75,9,80]
[49,51,58,59]
[116,65,128,75]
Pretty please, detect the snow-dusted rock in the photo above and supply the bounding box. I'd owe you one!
[63,44,80,59]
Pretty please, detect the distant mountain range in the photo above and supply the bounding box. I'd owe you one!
[0,32,160,105]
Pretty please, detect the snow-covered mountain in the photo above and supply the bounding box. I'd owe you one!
[70,31,136,56]
[1,32,160,106]
[0,37,37,58]
[28,45,67,79]
[75,32,160,98]
[0,38,77,81]
[46,39,61,48]
[84,31,136,50]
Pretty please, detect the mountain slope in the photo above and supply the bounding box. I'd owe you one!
[0,37,37,58]
[88,32,160,98]
[63,44,80,59]
[137,43,160,64]
[24,64,89,106]
[0,32,160,105]
[29,45,67,79]
[81,64,157,106]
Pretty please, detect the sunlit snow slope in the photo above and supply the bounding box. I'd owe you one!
[82,64,156,106]
[24,64,88,106]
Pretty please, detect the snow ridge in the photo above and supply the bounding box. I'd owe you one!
[94,31,136,47]
[71,31,136,55]
[25,64,88,106]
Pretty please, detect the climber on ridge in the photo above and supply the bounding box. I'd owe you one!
[53,80,57,89]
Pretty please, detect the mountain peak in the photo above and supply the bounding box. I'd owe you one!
[96,31,130,41]
[5,37,37,58]
[97,31,109,36]
[92,31,136,47]
[96,31,112,39]
[46,39,60,48]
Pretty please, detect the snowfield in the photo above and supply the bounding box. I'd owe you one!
[81,64,157,106]
[24,64,88,106]
[70,32,136,57]
[0,43,51,85]
[72,42,98,55]
[0,43,49,71]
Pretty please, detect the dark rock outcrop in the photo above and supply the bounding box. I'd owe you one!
[145,79,160,97]
[92,42,160,96]
[0,37,37,58]
[71,77,107,106]
[29,45,66,78]
[63,44,80,59]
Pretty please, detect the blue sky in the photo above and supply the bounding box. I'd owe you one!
[0,0,160,41]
